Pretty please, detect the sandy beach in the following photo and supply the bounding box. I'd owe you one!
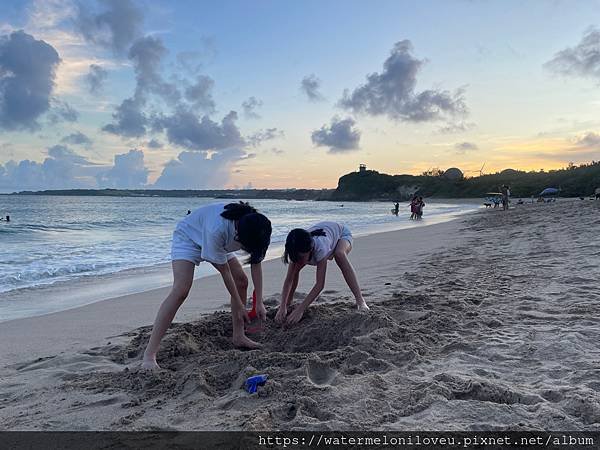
[1,199,599,431]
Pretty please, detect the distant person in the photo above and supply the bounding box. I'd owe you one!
[416,197,425,219]
[410,196,418,219]
[275,222,369,326]
[393,202,399,216]
[5,215,9,222]
[501,185,510,210]
[142,202,272,370]
[187,210,191,215]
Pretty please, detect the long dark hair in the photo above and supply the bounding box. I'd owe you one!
[283,228,326,264]
[221,202,271,264]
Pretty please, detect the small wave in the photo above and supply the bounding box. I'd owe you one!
[0,262,119,289]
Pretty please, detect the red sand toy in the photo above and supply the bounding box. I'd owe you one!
[248,290,258,320]
[246,290,264,334]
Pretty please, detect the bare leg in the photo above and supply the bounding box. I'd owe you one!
[333,240,369,311]
[227,257,260,348]
[142,260,195,370]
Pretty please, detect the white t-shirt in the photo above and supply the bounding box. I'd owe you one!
[307,221,344,265]
[176,203,242,264]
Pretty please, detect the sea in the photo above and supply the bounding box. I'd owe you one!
[0,195,480,321]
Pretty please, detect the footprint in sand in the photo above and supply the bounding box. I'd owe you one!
[306,359,338,386]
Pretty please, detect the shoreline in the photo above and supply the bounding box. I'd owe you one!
[0,206,478,323]
[0,217,468,366]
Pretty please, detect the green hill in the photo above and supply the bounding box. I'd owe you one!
[332,162,600,200]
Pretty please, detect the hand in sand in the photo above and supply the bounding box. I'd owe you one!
[356,299,370,312]
[286,305,306,325]
[141,356,161,371]
[239,307,251,324]
[255,302,267,321]
[275,306,287,325]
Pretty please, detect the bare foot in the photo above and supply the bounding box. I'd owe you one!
[141,357,161,371]
[233,334,262,349]
[356,300,370,312]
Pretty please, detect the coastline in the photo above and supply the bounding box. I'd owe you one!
[0,202,478,323]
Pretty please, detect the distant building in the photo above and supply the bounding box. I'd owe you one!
[359,164,367,176]
[444,167,464,181]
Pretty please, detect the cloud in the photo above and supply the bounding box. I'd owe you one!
[0,144,96,191]
[247,128,284,147]
[95,149,148,188]
[61,131,93,147]
[184,75,215,113]
[48,99,79,124]
[528,132,600,164]
[574,131,600,147]
[47,145,85,164]
[86,64,108,94]
[438,121,476,134]
[153,148,247,189]
[311,117,361,153]
[102,97,147,137]
[270,147,285,155]
[0,30,60,131]
[176,37,217,75]
[242,96,262,119]
[454,141,478,154]
[0,145,152,192]
[339,40,467,122]
[300,74,324,102]
[47,144,91,164]
[74,0,143,55]
[146,138,163,149]
[152,109,244,151]
[128,35,180,106]
[544,28,600,80]
[103,35,179,137]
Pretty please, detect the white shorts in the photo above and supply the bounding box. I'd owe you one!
[170,229,237,266]
[340,225,353,247]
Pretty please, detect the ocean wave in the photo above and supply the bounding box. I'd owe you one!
[0,217,174,235]
[0,262,119,290]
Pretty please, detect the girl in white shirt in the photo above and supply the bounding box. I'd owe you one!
[142,202,271,370]
[275,221,369,326]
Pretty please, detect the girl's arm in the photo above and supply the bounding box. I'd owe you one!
[276,263,301,324]
[287,267,300,307]
[250,262,266,320]
[286,259,327,325]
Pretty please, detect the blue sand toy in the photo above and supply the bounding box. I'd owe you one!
[245,374,268,394]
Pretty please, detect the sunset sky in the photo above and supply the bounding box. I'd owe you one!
[1,0,600,192]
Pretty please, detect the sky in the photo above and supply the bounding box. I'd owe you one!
[1,0,600,192]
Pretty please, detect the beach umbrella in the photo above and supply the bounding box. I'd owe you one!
[539,187,559,196]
